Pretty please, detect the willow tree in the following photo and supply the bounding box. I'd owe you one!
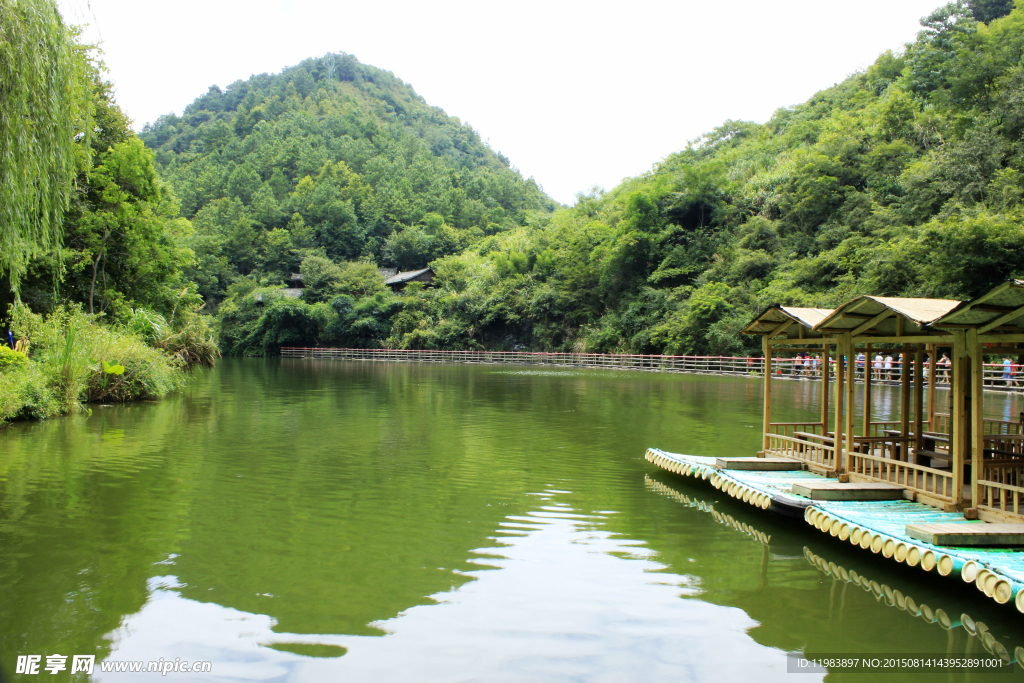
[0,0,89,294]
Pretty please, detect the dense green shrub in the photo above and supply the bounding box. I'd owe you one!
[1,303,190,424]
[0,346,29,371]
[0,363,60,422]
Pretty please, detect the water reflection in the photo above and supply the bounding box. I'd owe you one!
[98,490,796,682]
[646,476,771,545]
[4,360,1024,682]
[801,548,1022,669]
[643,472,1024,680]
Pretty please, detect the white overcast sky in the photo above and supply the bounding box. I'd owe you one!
[59,0,944,205]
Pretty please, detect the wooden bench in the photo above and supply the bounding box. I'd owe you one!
[793,431,833,444]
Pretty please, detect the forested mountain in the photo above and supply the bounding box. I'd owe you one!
[139,1,1024,356]
[138,54,557,308]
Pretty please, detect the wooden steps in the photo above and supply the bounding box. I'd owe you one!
[906,522,1024,547]
[791,481,905,501]
[715,457,804,471]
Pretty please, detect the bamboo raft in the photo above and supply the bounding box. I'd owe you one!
[644,474,1023,667]
[645,448,1024,614]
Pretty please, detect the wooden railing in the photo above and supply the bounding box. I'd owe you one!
[981,417,1024,435]
[281,347,769,375]
[280,348,1024,392]
[764,433,835,472]
[932,413,1024,435]
[977,459,1024,520]
[983,433,1024,457]
[767,422,825,438]
[849,444,956,503]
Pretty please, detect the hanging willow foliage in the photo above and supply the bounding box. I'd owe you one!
[0,0,90,292]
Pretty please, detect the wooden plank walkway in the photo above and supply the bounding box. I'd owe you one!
[645,447,1024,613]
[791,481,906,501]
[907,523,1024,547]
[715,457,804,471]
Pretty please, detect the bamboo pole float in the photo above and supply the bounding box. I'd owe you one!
[962,560,981,583]
[870,534,885,554]
[938,554,965,577]
[894,541,909,563]
[920,549,937,572]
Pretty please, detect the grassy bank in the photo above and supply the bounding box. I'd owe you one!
[0,304,218,425]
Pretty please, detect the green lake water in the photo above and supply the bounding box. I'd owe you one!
[1,358,1022,681]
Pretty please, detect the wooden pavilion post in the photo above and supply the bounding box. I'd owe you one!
[968,329,984,508]
[762,334,772,453]
[834,337,846,475]
[927,344,937,428]
[821,341,830,433]
[900,342,911,461]
[844,335,855,474]
[863,344,873,437]
[914,344,924,456]
[951,330,968,506]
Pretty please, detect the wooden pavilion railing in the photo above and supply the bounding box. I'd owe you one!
[848,435,956,504]
[977,461,1024,520]
[932,413,1024,435]
[766,422,826,438]
[975,434,1024,520]
[764,433,836,472]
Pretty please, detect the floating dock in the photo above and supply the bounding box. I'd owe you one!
[645,448,1024,613]
[644,474,1023,667]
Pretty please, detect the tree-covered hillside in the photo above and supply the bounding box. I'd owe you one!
[138,54,557,309]
[148,1,1024,356]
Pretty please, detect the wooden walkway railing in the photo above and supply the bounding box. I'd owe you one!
[281,347,768,375]
[280,348,1024,391]
[764,433,836,473]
